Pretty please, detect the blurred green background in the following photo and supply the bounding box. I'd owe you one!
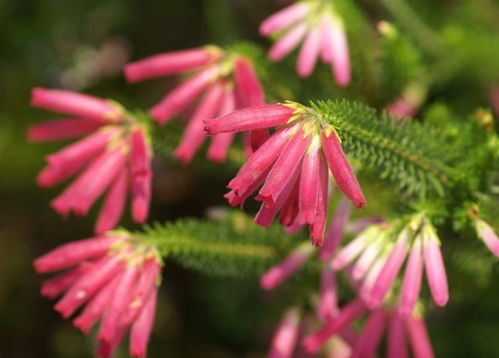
[1,0,499,357]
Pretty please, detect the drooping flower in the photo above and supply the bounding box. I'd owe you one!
[331,215,449,315]
[30,88,153,234]
[302,301,435,357]
[269,307,302,358]
[124,46,267,163]
[385,82,427,119]
[34,232,162,358]
[475,219,499,257]
[260,0,351,86]
[205,102,365,245]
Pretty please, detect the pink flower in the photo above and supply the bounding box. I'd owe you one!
[405,312,435,358]
[350,307,388,358]
[399,238,424,316]
[475,219,499,257]
[386,96,419,118]
[34,233,162,358]
[319,198,352,261]
[387,310,408,358]
[423,228,449,307]
[317,266,338,321]
[260,243,315,290]
[260,1,351,86]
[30,88,153,234]
[269,307,302,358]
[205,103,365,244]
[124,47,266,162]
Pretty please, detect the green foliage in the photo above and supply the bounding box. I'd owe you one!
[138,212,302,278]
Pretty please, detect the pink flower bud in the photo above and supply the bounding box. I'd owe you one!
[317,266,338,321]
[124,47,220,82]
[302,298,367,354]
[150,66,218,124]
[328,19,350,86]
[130,128,153,223]
[399,238,424,316]
[406,314,435,358]
[34,237,116,273]
[28,118,102,142]
[234,57,265,107]
[475,220,499,257]
[41,265,88,299]
[207,90,236,162]
[130,289,158,358]
[205,104,294,135]
[269,307,302,358]
[319,198,352,261]
[30,88,122,122]
[269,23,308,61]
[260,3,309,35]
[298,139,321,226]
[351,239,382,281]
[350,307,388,358]
[309,154,329,246]
[260,244,314,290]
[367,231,409,308]
[423,233,449,307]
[175,82,225,163]
[332,227,374,270]
[95,170,129,234]
[297,25,321,77]
[321,128,365,208]
[387,310,409,358]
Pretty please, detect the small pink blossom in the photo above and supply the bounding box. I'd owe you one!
[423,229,449,307]
[30,88,153,234]
[34,232,162,358]
[269,307,302,358]
[475,219,499,257]
[317,266,338,321]
[319,198,352,261]
[206,103,365,244]
[399,238,424,316]
[261,2,351,86]
[406,313,435,358]
[261,244,314,290]
[125,47,267,162]
[350,307,388,358]
[387,310,409,358]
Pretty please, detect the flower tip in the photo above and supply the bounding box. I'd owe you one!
[301,336,321,354]
[434,293,449,307]
[149,107,167,126]
[30,87,45,107]
[123,64,141,83]
[260,274,275,291]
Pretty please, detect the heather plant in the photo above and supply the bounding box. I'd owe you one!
[6,0,499,357]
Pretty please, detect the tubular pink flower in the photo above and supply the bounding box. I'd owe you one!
[351,239,382,281]
[475,220,499,257]
[309,153,329,246]
[34,237,117,273]
[406,315,435,358]
[28,118,103,142]
[256,128,310,207]
[260,244,314,290]
[38,128,118,188]
[278,180,300,227]
[331,227,374,270]
[206,89,237,162]
[175,82,225,163]
[95,170,129,234]
[359,253,387,302]
[130,128,153,223]
[40,265,88,299]
[328,18,350,87]
[319,198,352,261]
[34,234,162,358]
[321,127,365,208]
[320,16,334,62]
[130,289,158,358]
[302,298,367,354]
[150,66,218,124]
[124,47,220,82]
[297,25,322,78]
[269,23,308,61]
[51,144,128,216]
[423,235,449,307]
[399,238,424,316]
[298,138,321,226]
[205,104,294,135]
[350,308,388,358]
[260,2,309,36]
[367,231,409,308]
[387,310,409,358]
[386,96,418,118]
[269,307,302,358]
[317,266,338,321]
[30,88,123,122]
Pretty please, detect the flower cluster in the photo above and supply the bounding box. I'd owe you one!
[260,0,351,86]
[205,102,365,245]
[34,232,162,358]
[124,46,267,163]
[30,88,152,234]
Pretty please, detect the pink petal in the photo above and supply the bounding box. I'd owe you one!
[423,236,449,307]
[387,310,409,358]
[476,220,499,257]
[399,238,424,316]
[328,19,351,86]
[269,307,302,358]
[297,25,321,77]
[28,118,103,142]
[319,198,352,261]
[350,307,387,358]
[309,152,329,246]
[205,104,294,135]
[95,169,129,234]
[40,265,88,299]
[331,227,374,270]
[30,87,123,122]
[124,47,221,82]
[406,315,435,358]
[207,90,236,162]
[130,128,153,223]
[269,23,308,61]
[321,128,365,208]
[130,289,158,358]
[175,82,225,163]
[317,266,338,321]
[260,3,309,35]
[150,66,218,124]
[298,138,320,226]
